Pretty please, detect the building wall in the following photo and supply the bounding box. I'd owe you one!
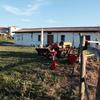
[14,32,48,46]
[9,26,20,36]
[14,32,100,48]
[89,32,100,48]
[81,32,100,47]
[0,28,9,34]
[50,32,80,47]
[31,32,48,46]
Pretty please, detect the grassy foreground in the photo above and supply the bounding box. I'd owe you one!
[0,46,80,100]
[0,46,99,100]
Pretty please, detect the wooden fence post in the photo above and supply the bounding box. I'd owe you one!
[79,34,87,100]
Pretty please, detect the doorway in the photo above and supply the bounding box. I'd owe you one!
[85,35,90,45]
[47,35,54,45]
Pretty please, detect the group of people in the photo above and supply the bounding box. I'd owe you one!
[47,41,76,58]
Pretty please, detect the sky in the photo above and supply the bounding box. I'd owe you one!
[0,0,100,28]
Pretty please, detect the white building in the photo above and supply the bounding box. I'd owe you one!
[0,26,20,38]
[14,27,100,48]
[0,27,9,35]
[9,26,20,37]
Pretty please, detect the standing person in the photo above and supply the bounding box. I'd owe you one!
[59,40,64,48]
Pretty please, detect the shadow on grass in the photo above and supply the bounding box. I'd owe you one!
[0,51,50,71]
[0,51,34,58]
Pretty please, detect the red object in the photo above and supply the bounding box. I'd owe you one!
[50,49,57,70]
[50,60,57,70]
[68,54,77,64]
[50,50,57,57]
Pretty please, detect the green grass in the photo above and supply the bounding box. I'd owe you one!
[0,39,14,43]
[0,46,51,71]
[0,46,79,100]
[0,46,35,52]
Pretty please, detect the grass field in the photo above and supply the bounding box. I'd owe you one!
[0,46,78,100]
[0,46,99,100]
[0,46,79,100]
[0,46,56,99]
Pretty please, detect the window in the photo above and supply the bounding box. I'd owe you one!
[61,35,65,41]
[1,29,9,33]
[48,32,51,34]
[17,34,20,41]
[22,34,23,40]
[85,35,90,41]
[38,35,41,41]
[85,35,90,45]
[31,33,33,40]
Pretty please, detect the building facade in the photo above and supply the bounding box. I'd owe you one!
[9,26,20,37]
[14,27,100,48]
[0,26,19,37]
[0,27,10,35]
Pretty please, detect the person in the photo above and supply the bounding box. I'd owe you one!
[59,40,64,48]
[51,43,59,51]
[95,38,99,49]
[83,40,88,50]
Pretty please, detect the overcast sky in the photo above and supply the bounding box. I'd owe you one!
[0,0,100,28]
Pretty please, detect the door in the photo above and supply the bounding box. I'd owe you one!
[85,35,90,41]
[47,35,54,45]
[85,35,90,45]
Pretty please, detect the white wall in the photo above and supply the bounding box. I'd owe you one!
[89,32,100,48]
[10,26,20,36]
[14,32,100,48]
[14,33,30,45]
[81,32,100,48]
[52,32,79,47]
[32,32,48,46]
[14,32,48,46]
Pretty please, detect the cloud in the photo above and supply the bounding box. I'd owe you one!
[2,0,48,16]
